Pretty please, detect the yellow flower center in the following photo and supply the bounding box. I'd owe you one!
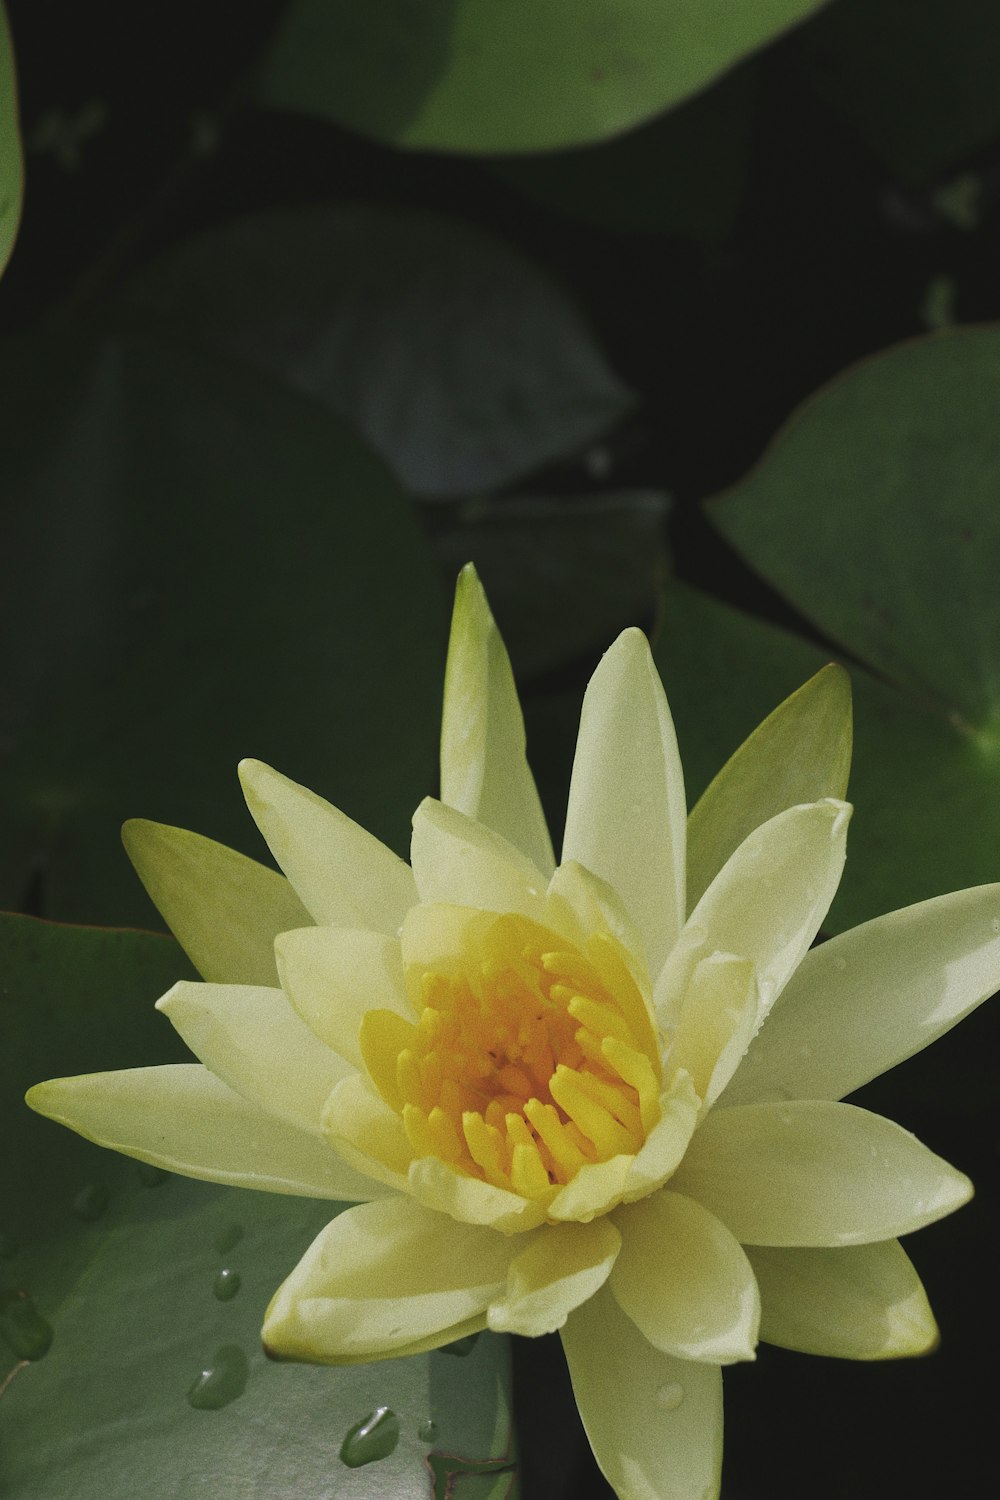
[360,913,662,1199]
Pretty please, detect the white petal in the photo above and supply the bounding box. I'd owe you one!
[722,884,1000,1106]
[26,1064,379,1199]
[561,1284,724,1500]
[410,796,549,919]
[672,1100,972,1246]
[322,1072,414,1193]
[686,664,852,909]
[407,1154,550,1233]
[612,1191,759,1364]
[488,1219,621,1336]
[747,1240,939,1359]
[238,758,416,930]
[440,564,555,875]
[263,1197,518,1363]
[668,953,758,1111]
[658,799,850,1027]
[275,925,411,1069]
[122,818,309,984]
[562,629,686,977]
[156,980,349,1135]
[547,858,651,980]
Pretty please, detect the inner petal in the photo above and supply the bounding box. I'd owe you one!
[361,910,663,1202]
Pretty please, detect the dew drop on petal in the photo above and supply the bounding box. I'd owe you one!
[656,1381,685,1412]
[340,1406,400,1467]
[213,1268,241,1302]
[72,1183,109,1222]
[418,1418,438,1443]
[0,1290,54,1361]
[186,1344,249,1410]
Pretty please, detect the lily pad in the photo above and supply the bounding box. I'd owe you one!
[121,204,633,498]
[0,1,21,276]
[257,0,832,153]
[0,913,517,1499]
[0,327,444,927]
[794,0,1000,185]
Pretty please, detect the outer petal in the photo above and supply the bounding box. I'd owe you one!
[238,758,416,931]
[156,981,349,1135]
[672,1100,972,1247]
[611,1192,760,1364]
[658,799,850,1028]
[722,884,1000,1107]
[686,664,852,910]
[669,953,758,1111]
[487,1219,621,1335]
[440,564,555,876]
[747,1240,939,1360]
[262,1197,519,1363]
[561,1283,724,1500]
[26,1064,379,1199]
[275,925,411,1069]
[562,629,686,977]
[122,819,310,985]
[410,796,550,920]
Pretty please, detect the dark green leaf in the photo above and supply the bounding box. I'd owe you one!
[257,0,833,153]
[0,914,517,1498]
[121,204,633,498]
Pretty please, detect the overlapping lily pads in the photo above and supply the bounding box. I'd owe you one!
[257,0,832,153]
[0,914,517,1499]
[691,326,1000,930]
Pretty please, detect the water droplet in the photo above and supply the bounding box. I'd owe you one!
[656,1381,685,1412]
[340,1406,400,1467]
[213,1268,241,1302]
[0,1290,54,1361]
[186,1344,249,1410]
[72,1183,109,1222]
[137,1163,168,1187]
[417,1418,438,1444]
[213,1223,244,1255]
[439,1332,480,1357]
[0,1232,18,1260]
[526,887,539,898]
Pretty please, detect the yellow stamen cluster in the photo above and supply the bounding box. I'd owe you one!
[360,914,662,1199]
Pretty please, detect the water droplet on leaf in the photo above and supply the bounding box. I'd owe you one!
[656,1381,685,1411]
[186,1344,249,1410]
[417,1418,438,1443]
[0,1290,53,1361]
[213,1268,241,1302]
[340,1406,400,1467]
[72,1183,109,1222]
[213,1223,244,1255]
[439,1332,480,1357]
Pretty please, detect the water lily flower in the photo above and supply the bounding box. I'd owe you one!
[28,566,1000,1500]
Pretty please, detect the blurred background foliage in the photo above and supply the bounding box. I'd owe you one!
[0,1,997,1496]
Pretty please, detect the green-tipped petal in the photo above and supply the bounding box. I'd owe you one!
[611,1192,760,1364]
[747,1240,939,1360]
[238,758,416,931]
[122,818,309,984]
[441,564,555,875]
[157,981,349,1135]
[26,1065,378,1199]
[276,925,411,1069]
[563,629,686,978]
[723,884,1000,1107]
[262,1198,517,1364]
[687,664,852,910]
[561,1283,723,1500]
[673,1100,972,1247]
[488,1219,620,1336]
[410,796,549,920]
[659,799,850,1028]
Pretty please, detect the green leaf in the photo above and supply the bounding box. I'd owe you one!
[794,0,1000,185]
[0,1,22,276]
[0,327,445,926]
[0,913,517,1498]
[121,204,632,498]
[257,0,833,153]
